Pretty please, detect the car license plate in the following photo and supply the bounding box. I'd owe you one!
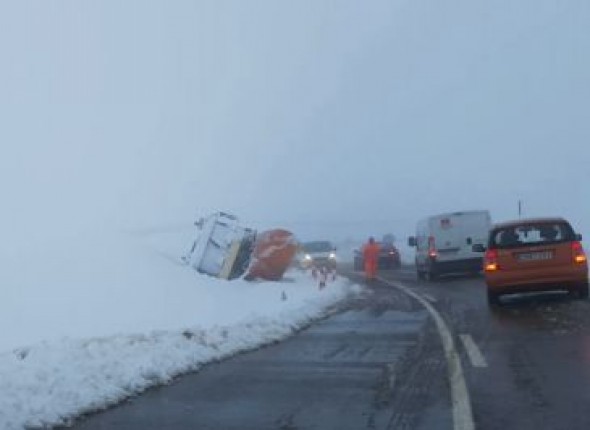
[517,251,553,261]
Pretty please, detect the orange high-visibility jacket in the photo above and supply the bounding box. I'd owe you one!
[363,242,380,264]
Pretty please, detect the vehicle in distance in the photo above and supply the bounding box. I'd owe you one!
[408,210,492,280]
[475,217,588,306]
[298,241,337,269]
[354,241,401,271]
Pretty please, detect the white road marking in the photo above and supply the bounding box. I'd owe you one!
[422,293,437,303]
[459,334,488,368]
[386,363,396,390]
[378,277,475,430]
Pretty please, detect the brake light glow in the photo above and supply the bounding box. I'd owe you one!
[428,236,437,258]
[484,249,499,272]
[572,242,587,264]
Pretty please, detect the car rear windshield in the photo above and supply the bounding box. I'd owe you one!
[303,241,333,252]
[489,222,575,249]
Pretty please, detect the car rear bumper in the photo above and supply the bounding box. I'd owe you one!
[490,281,588,296]
[432,257,483,274]
[302,257,336,268]
[486,265,588,291]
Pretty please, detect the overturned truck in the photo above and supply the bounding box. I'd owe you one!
[183,212,297,281]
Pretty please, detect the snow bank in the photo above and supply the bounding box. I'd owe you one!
[0,229,359,429]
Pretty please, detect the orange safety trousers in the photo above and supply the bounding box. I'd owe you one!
[364,259,378,280]
[363,243,380,280]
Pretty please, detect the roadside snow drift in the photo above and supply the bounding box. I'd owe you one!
[0,230,358,430]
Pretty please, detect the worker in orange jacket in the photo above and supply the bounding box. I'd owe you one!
[363,237,381,282]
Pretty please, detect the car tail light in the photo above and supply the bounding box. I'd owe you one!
[572,241,587,264]
[484,249,499,272]
[428,236,437,258]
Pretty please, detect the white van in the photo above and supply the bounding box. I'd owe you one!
[408,210,492,280]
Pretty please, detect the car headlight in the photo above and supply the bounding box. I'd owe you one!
[304,254,312,261]
[329,252,336,259]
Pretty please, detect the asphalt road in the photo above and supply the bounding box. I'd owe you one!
[380,266,590,430]
[60,265,590,430]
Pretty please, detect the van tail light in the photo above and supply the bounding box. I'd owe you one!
[428,236,437,258]
[484,249,499,272]
[572,242,587,264]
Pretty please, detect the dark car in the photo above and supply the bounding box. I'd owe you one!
[354,242,401,271]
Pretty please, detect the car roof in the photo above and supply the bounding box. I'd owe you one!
[493,217,569,229]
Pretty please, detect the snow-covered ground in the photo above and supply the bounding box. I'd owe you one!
[0,229,359,430]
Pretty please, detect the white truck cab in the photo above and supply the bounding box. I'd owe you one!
[408,210,492,280]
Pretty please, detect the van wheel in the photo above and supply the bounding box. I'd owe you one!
[426,271,439,282]
[487,290,501,307]
[425,261,439,282]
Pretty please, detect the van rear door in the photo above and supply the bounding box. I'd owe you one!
[432,212,491,260]
[457,211,492,254]
[431,215,463,258]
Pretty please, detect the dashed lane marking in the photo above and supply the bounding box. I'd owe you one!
[459,334,488,368]
[378,277,475,430]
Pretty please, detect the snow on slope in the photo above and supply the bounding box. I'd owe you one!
[0,229,359,429]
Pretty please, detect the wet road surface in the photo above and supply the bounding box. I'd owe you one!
[61,266,590,430]
[382,266,590,430]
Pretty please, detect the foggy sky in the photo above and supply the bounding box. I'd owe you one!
[1,0,589,245]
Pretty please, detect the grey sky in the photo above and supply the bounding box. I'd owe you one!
[1,1,589,245]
